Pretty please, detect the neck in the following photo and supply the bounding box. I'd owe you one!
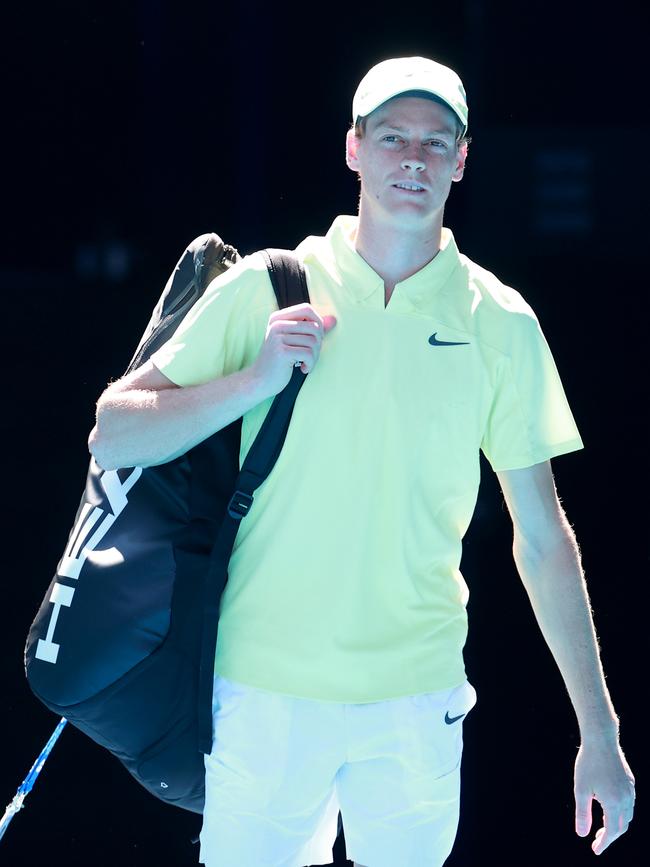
[353,204,444,288]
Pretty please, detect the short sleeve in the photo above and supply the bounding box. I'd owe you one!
[481,315,584,471]
[150,253,276,387]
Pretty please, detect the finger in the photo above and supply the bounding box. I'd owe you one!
[271,305,337,333]
[592,825,607,855]
[591,823,622,856]
[283,345,315,372]
[271,303,322,322]
[267,327,319,353]
[574,790,593,837]
[280,332,323,371]
[591,805,629,856]
[269,319,323,336]
[277,332,318,349]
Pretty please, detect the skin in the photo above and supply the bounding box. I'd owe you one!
[346,95,635,858]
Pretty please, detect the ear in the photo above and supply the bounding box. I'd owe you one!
[452,141,468,183]
[345,128,361,172]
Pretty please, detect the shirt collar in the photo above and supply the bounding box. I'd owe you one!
[325,214,462,309]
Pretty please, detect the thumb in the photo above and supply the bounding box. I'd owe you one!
[575,790,593,837]
[322,314,337,333]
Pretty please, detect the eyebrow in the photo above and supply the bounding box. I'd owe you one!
[373,121,456,137]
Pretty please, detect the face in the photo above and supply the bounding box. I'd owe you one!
[345,96,467,232]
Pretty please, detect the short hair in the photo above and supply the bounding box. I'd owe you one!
[352,91,472,146]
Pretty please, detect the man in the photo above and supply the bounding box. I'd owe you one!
[89,57,635,866]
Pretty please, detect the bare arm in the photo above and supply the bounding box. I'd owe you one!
[88,360,270,470]
[88,303,337,470]
[496,460,635,855]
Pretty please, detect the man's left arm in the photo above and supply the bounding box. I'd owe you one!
[496,459,636,856]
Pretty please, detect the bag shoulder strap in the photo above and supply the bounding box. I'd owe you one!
[260,248,310,310]
[197,248,310,754]
[230,249,309,509]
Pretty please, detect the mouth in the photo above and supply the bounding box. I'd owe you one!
[392,182,427,194]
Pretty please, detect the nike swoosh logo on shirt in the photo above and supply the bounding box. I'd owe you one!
[444,711,466,725]
[429,333,470,347]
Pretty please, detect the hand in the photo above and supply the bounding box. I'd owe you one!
[574,737,635,855]
[251,303,337,398]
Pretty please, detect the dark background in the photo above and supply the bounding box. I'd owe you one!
[3,1,646,865]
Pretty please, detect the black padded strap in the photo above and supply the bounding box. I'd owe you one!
[224,247,311,504]
[260,248,310,309]
[197,249,310,755]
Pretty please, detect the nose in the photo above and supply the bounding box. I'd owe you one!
[400,145,426,172]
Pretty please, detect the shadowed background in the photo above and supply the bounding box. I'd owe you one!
[2,1,645,864]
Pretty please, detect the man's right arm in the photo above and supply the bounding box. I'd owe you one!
[88,359,272,470]
[88,302,337,470]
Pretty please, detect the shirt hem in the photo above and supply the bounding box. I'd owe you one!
[487,437,584,472]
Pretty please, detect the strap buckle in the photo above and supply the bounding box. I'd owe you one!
[227,491,254,519]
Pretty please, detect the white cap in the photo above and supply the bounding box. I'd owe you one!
[352,56,468,135]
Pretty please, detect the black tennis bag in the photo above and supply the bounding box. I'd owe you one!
[24,233,310,814]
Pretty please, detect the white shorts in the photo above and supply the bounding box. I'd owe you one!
[200,674,477,867]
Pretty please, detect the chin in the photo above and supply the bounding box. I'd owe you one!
[385,207,434,227]
[362,191,437,227]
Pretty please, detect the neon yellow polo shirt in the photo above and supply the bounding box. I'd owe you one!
[151,215,583,703]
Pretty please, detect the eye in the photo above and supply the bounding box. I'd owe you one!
[381,135,402,144]
[426,139,448,149]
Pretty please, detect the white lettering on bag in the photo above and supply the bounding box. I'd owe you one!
[35,461,143,664]
[35,583,75,664]
[58,461,142,580]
